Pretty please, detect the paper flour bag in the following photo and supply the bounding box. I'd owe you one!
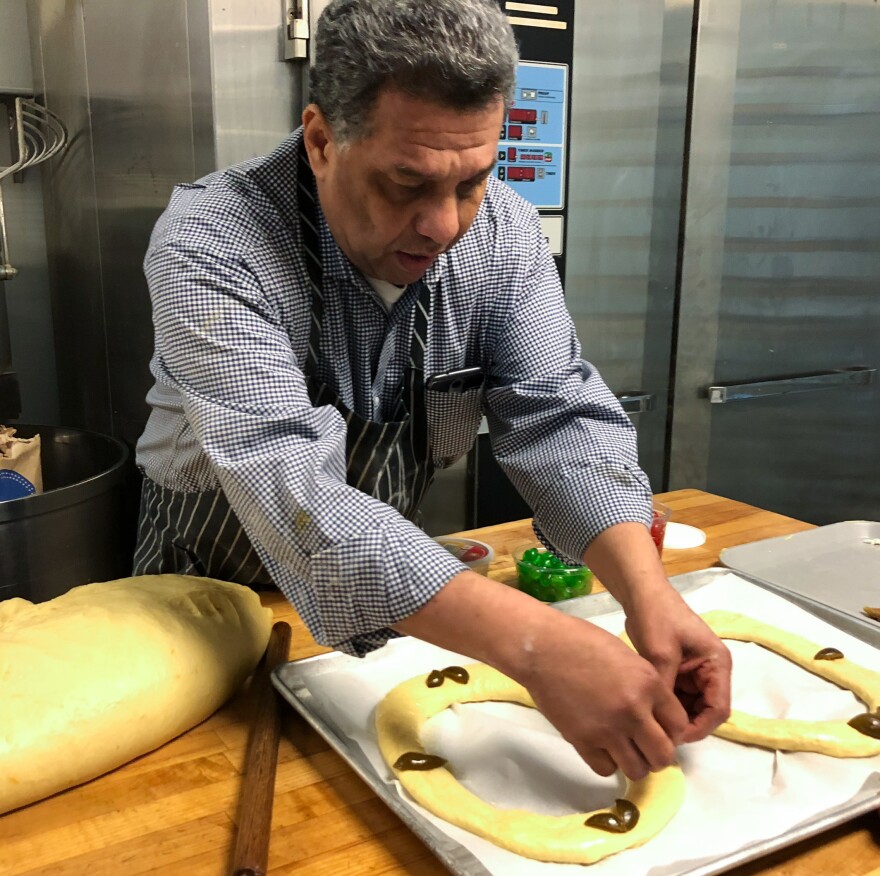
[0,426,43,501]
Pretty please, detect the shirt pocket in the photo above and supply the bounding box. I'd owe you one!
[425,385,485,469]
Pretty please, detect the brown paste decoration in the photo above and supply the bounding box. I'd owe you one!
[585,798,640,833]
[425,666,471,688]
[393,752,448,771]
[847,712,880,740]
[814,647,844,661]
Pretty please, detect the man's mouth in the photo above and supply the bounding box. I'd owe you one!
[395,251,438,271]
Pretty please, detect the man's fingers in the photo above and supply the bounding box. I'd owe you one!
[679,657,733,743]
[681,703,729,742]
[576,712,680,780]
[680,689,731,742]
[632,719,678,773]
[596,724,677,781]
[605,738,652,781]
[576,746,618,778]
[652,686,690,746]
[654,657,680,691]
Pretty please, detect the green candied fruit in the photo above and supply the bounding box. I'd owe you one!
[522,547,541,564]
[537,580,558,602]
[548,577,569,601]
[519,581,542,599]
[568,575,591,598]
[518,579,539,599]
[517,548,593,602]
[515,560,538,583]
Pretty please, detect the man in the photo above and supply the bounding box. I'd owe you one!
[134,0,731,781]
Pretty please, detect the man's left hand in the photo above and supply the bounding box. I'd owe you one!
[624,586,732,743]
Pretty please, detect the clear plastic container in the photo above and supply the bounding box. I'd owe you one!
[513,545,593,602]
[651,501,672,553]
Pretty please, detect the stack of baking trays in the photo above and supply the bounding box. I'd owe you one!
[272,521,880,875]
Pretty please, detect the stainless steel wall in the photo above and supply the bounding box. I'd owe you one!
[27,0,301,445]
[564,0,694,487]
[208,0,303,169]
[670,0,880,522]
[0,0,58,424]
[0,0,32,92]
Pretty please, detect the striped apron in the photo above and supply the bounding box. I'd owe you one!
[132,143,435,584]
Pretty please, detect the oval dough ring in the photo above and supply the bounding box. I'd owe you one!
[375,663,685,864]
[700,610,880,757]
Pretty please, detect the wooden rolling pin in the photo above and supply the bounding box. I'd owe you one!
[231,621,292,876]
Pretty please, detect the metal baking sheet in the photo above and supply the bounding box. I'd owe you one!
[721,521,880,641]
[271,567,880,876]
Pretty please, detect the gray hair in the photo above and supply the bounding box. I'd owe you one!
[309,0,519,144]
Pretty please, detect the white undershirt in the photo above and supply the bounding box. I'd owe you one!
[366,276,407,312]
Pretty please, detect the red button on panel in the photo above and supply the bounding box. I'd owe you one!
[507,125,523,140]
[507,147,517,162]
[508,108,538,123]
[507,166,536,182]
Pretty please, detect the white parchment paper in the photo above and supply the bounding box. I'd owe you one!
[293,574,880,874]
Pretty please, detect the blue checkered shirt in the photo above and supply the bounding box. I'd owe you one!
[136,128,653,656]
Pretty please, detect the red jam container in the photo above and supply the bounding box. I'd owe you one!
[433,536,495,575]
[651,501,672,554]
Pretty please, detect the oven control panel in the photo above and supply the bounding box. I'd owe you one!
[497,61,568,211]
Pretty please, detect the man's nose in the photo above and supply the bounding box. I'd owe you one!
[414,195,460,248]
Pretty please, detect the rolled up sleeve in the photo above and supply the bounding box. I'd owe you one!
[146,226,465,655]
[484,216,653,564]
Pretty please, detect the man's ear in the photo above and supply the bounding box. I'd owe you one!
[302,104,336,181]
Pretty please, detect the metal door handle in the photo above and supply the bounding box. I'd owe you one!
[616,392,656,414]
[706,366,876,404]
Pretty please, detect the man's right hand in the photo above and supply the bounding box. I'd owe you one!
[515,611,689,779]
[393,571,688,780]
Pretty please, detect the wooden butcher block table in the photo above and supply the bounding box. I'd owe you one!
[4,489,880,876]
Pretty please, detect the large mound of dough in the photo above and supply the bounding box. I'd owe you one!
[0,575,273,815]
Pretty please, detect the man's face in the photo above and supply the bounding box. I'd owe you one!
[303,89,505,286]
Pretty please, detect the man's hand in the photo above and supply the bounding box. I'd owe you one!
[584,520,732,744]
[515,611,690,780]
[623,585,732,742]
[394,568,698,781]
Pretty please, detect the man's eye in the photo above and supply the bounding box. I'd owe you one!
[457,180,485,199]
[390,178,424,191]
[385,181,425,201]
